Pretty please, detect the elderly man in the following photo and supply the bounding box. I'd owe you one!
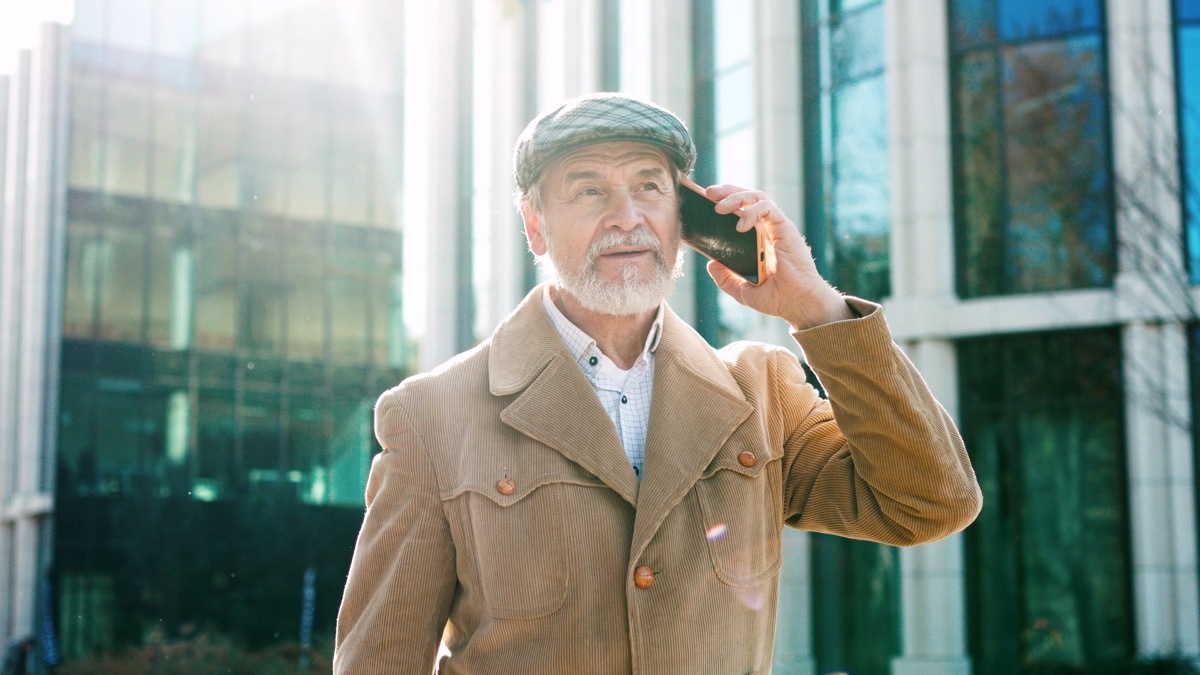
[333,93,981,674]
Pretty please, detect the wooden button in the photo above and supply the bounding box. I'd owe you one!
[737,450,757,467]
[496,478,516,495]
[633,565,655,589]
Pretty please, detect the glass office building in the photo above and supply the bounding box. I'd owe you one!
[3,0,406,661]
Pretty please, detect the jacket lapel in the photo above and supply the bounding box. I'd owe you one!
[630,308,752,557]
[490,286,640,505]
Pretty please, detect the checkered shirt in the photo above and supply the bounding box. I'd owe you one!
[541,288,663,479]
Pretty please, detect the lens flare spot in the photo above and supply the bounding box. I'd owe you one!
[705,523,728,541]
[735,584,764,611]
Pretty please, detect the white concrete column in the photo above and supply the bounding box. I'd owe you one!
[893,536,970,675]
[536,0,603,110]
[0,22,70,644]
[473,0,530,336]
[0,59,28,505]
[1108,0,1190,319]
[618,0,653,100]
[403,0,474,371]
[569,0,603,97]
[884,0,956,310]
[1107,0,1200,658]
[884,2,971,670]
[648,0,692,113]
[893,338,971,675]
[1123,321,1200,658]
[0,50,34,645]
[773,529,816,675]
[0,62,13,647]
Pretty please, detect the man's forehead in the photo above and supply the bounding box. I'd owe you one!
[550,141,672,177]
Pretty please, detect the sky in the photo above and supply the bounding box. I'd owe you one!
[0,0,74,75]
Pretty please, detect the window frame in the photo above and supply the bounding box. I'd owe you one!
[947,0,1118,298]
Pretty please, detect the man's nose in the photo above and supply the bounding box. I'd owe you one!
[606,192,642,230]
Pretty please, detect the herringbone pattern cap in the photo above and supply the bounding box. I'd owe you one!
[513,92,696,192]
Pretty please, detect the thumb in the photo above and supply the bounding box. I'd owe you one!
[706,260,754,305]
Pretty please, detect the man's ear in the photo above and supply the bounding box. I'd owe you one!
[520,201,548,256]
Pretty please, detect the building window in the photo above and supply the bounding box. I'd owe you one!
[959,328,1132,672]
[802,0,890,302]
[810,534,899,675]
[949,0,1114,297]
[691,0,761,345]
[1180,0,1200,280]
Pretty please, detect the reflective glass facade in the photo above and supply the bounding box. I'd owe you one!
[684,0,762,345]
[709,0,760,343]
[949,0,1115,297]
[802,0,891,303]
[960,329,1132,672]
[1181,0,1200,279]
[53,0,403,660]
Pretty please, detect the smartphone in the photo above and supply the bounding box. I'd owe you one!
[678,177,765,285]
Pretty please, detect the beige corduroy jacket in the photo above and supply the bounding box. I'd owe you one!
[333,286,982,674]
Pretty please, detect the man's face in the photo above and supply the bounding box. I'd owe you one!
[522,141,683,316]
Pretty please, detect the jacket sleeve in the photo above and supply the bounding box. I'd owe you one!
[778,298,982,546]
[333,388,456,674]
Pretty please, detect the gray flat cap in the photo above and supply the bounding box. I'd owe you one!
[513,92,696,193]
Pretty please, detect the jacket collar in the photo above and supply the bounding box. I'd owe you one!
[489,284,753,537]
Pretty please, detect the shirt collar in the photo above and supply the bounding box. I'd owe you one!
[541,286,664,364]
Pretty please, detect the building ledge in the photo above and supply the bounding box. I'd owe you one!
[1,492,54,522]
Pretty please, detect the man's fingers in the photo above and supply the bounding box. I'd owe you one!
[704,184,748,203]
[734,200,784,232]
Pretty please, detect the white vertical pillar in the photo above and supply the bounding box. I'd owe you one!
[1107,0,1200,659]
[477,0,538,335]
[618,0,653,100]
[0,58,29,499]
[1124,321,1200,658]
[403,0,473,372]
[885,0,956,307]
[0,22,70,645]
[893,341,971,675]
[0,50,34,646]
[565,0,602,98]
[883,2,972,672]
[1109,0,1188,315]
[0,66,13,644]
[535,0,567,110]
[536,0,603,110]
[648,0,693,116]
[774,529,816,675]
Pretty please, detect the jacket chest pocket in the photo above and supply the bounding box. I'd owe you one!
[446,479,569,619]
[693,449,783,587]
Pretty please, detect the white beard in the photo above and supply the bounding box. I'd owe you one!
[538,227,684,316]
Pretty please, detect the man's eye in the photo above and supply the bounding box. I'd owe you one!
[577,187,602,197]
[641,182,662,192]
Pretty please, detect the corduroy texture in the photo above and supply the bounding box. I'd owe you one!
[512,92,697,193]
[333,287,982,674]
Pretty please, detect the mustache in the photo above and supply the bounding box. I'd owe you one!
[586,228,663,261]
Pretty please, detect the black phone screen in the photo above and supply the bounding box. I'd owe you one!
[678,182,760,284]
